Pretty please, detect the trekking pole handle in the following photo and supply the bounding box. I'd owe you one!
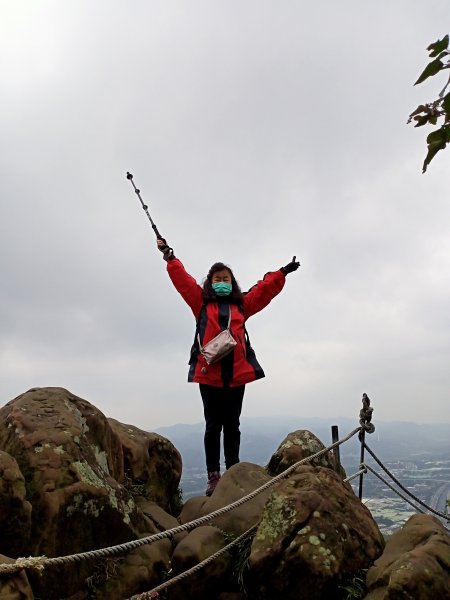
[126,172,163,239]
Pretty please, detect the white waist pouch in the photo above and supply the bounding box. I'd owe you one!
[198,309,237,365]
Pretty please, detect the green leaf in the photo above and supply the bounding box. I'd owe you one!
[427,35,449,57]
[443,92,450,117]
[414,59,444,85]
[426,128,446,145]
[413,115,431,127]
[409,104,427,117]
[423,126,448,172]
[445,125,450,142]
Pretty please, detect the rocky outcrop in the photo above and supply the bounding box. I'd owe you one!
[94,538,172,600]
[108,418,182,514]
[365,513,450,599]
[0,387,181,600]
[0,451,32,558]
[5,387,445,599]
[180,463,273,536]
[248,465,384,599]
[267,429,346,477]
[169,526,233,599]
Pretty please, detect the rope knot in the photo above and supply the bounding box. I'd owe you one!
[359,393,375,434]
[0,555,47,575]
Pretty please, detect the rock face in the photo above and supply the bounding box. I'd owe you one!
[0,387,181,600]
[108,418,182,514]
[365,513,450,599]
[0,451,32,558]
[248,465,384,600]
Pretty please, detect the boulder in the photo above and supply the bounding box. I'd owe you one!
[108,419,182,515]
[0,387,181,600]
[92,538,172,600]
[365,513,450,599]
[180,463,273,536]
[267,429,345,477]
[0,451,32,557]
[0,389,144,558]
[179,496,209,526]
[248,465,384,600]
[136,498,187,544]
[169,526,233,599]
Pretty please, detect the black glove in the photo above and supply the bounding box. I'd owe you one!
[157,238,175,262]
[281,256,300,275]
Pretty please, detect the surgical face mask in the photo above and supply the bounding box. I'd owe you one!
[212,282,232,296]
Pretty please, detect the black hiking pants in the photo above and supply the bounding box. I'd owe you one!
[199,383,245,473]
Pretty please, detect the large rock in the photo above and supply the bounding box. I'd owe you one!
[267,429,346,477]
[248,465,384,600]
[108,419,182,515]
[0,388,143,557]
[0,451,32,557]
[365,513,450,599]
[169,526,233,599]
[137,498,187,544]
[180,463,273,536]
[93,538,172,600]
[0,387,182,600]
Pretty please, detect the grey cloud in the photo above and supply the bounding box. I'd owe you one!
[1,1,450,427]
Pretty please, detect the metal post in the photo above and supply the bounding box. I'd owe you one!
[358,393,374,501]
[358,427,365,500]
[331,425,341,472]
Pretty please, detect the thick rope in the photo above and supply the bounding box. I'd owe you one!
[362,463,427,515]
[126,525,258,600]
[0,426,362,575]
[343,467,367,483]
[363,463,450,533]
[0,556,46,575]
[364,443,450,522]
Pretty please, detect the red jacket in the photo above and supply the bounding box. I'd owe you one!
[166,258,286,387]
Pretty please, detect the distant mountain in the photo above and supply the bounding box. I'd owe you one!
[155,416,450,471]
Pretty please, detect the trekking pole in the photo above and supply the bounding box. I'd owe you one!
[126,172,164,240]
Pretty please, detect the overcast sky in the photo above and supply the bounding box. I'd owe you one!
[1,1,449,431]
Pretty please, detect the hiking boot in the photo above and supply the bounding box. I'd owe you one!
[205,471,221,496]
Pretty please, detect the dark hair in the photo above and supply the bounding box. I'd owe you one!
[202,262,244,304]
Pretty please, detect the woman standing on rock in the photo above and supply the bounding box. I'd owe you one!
[157,239,299,496]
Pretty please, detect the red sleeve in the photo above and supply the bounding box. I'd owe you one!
[242,270,286,319]
[166,258,203,317]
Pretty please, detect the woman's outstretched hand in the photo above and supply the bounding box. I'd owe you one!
[281,256,300,275]
[157,238,175,261]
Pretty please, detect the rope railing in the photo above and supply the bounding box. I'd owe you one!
[3,391,447,600]
[0,425,362,576]
[363,443,450,523]
[361,463,427,515]
[129,442,450,599]
[125,424,369,600]
[343,466,367,484]
[361,461,450,535]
